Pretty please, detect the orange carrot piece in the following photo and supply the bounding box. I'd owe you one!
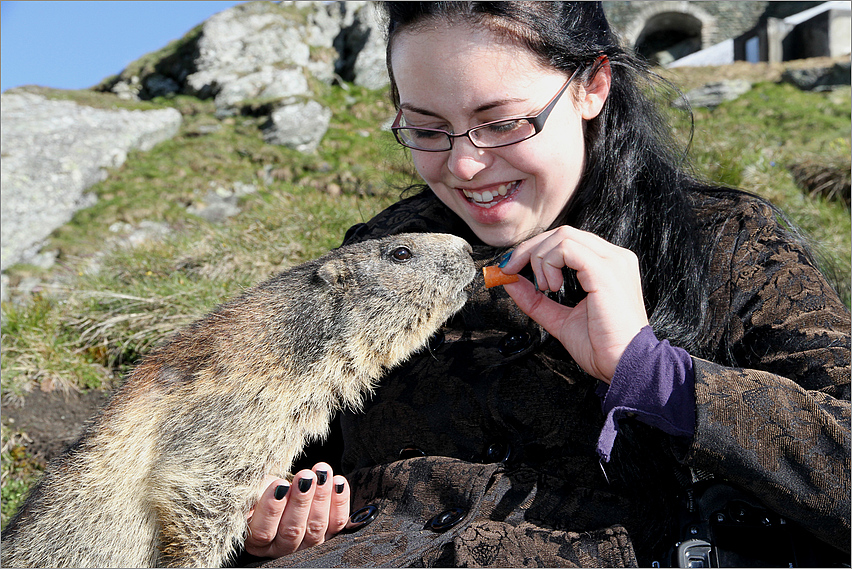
[483,265,520,288]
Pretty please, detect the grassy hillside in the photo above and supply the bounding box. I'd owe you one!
[1,60,850,527]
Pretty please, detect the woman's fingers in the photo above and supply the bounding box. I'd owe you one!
[500,225,649,383]
[297,465,334,550]
[503,276,564,332]
[504,225,617,292]
[327,475,351,538]
[274,469,317,552]
[244,464,351,558]
[245,476,292,554]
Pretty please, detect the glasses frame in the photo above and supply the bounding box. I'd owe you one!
[391,66,582,152]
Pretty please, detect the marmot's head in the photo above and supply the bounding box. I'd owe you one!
[312,233,475,376]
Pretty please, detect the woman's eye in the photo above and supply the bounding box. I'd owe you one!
[487,119,526,134]
[391,246,413,262]
[411,129,442,140]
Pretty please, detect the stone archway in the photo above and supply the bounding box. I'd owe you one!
[622,2,717,66]
[636,12,703,65]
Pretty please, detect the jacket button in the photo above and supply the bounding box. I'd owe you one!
[498,331,531,356]
[427,331,445,350]
[484,441,510,463]
[399,446,426,459]
[416,331,445,354]
[426,508,466,532]
[345,505,378,532]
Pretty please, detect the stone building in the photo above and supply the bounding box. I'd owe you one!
[603,1,851,66]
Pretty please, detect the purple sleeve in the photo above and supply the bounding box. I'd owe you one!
[595,325,696,463]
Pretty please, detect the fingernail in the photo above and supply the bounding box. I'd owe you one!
[298,477,313,493]
[274,484,289,500]
[533,275,539,291]
[497,251,512,268]
[317,470,328,486]
[335,482,345,494]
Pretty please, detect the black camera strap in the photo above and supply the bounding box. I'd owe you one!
[662,467,849,568]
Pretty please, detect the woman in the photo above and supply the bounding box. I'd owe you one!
[240,2,850,566]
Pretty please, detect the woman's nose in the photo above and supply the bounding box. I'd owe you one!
[446,136,491,181]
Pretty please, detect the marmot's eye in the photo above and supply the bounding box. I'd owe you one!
[391,246,412,263]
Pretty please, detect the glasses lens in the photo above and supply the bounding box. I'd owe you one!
[470,119,536,148]
[395,128,451,151]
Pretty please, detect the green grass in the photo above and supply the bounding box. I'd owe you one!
[1,293,112,399]
[1,424,44,527]
[683,81,851,305]
[1,64,850,528]
[6,85,171,111]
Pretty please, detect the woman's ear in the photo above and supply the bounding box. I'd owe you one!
[579,56,611,120]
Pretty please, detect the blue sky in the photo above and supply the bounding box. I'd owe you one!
[1,1,246,92]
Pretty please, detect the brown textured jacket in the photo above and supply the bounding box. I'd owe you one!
[256,189,850,567]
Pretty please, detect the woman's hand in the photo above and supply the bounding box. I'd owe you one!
[245,463,350,558]
[500,225,649,383]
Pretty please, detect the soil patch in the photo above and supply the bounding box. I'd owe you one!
[2,389,112,463]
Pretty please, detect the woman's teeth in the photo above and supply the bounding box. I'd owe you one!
[462,182,517,208]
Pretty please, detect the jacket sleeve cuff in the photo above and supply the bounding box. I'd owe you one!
[595,325,696,462]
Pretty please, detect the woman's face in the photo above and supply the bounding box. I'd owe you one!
[390,21,607,247]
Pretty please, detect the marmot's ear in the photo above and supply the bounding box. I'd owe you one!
[317,258,352,288]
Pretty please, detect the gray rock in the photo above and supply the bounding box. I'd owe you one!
[186,181,258,223]
[672,79,752,109]
[781,61,851,91]
[0,92,182,271]
[332,2,389,89]
[112,78,142,101]
[262,100,332,153]
[185,3,313,102]
[29,250,59,270]
[108,220,172,248]
[187,196,240,223]
[182,1,387,112]
[213,67,310,117]
[352,6,389,90]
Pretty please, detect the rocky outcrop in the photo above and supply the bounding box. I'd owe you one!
[100,1,387,152]
[102,1,388,117]
[0,93,182,271]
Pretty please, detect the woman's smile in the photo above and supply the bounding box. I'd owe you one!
[458,180,521,209]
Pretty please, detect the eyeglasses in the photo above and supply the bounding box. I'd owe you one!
[391,67,582,152]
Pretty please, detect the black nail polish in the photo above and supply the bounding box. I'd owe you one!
[274,484,289,500]
[335,482,345,494]
[317,470,328,485]
[298,477,313,493]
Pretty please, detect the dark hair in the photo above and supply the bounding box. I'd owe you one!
[379,1,720,356]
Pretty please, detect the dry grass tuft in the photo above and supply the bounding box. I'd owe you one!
[788,157,851,207]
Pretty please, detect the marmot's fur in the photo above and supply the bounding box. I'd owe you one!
[1,233,475,568]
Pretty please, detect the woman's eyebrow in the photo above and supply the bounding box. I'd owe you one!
[474,97,527,113]
[399,97,529,118]
[399,103,440,117]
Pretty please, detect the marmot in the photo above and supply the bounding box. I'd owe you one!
[1,233,475,568]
